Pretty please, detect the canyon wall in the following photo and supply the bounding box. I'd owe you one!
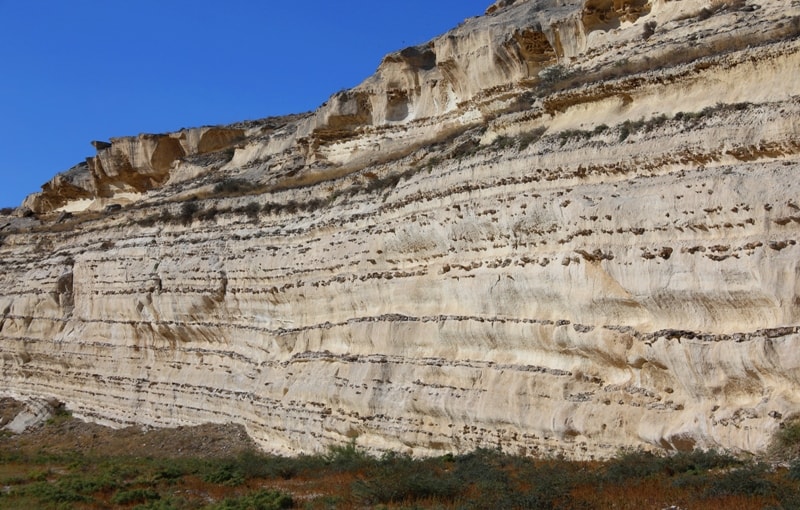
[2,0,800,459]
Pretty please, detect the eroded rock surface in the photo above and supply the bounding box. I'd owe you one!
[2,0,800,459]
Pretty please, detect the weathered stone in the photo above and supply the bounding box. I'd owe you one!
[1,0,800,460]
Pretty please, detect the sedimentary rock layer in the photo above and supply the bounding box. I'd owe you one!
[1,0,799,459]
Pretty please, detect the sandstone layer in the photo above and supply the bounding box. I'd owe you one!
[2,0,800,459]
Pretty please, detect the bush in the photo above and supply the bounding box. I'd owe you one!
[664,449,740,475]
[425,156,443,172]
[518,127,546,151]
[58,472,118,494]
[133,497,188,510]
[179,201,199,226]
[642,20,657,40]
[697,7,714,20]
[453,453,521,509]
[242,201,261,221]
[24,481,87,504]
[213,178,256,196]
[603,451,664,483]
[539,64,574,87]
[557,129,592,146]
[788,459,800,481]
[353,453,460,505]
[136,215,157,227]
[324,440,373,472]
[450,139,481,159]
[491,135,516,150]
[112,488,160,505]
[284,200,299,215]
[199,451,304,486]
[230,450,271,479]
[772,421,800,460]
[202,461,246,487]
[704,464,775,498]
[197,206,221,222]
[209,489,293,510]
[24,470,46,483]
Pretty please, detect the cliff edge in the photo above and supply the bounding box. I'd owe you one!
[2,0,800,459]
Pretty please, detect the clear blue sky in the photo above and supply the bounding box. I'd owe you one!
[0,1,489,208]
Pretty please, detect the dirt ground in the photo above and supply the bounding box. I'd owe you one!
[0,397,259,459]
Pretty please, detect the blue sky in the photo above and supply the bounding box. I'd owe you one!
[0,1,489,208]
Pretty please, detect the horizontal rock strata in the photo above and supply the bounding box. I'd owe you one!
[2,0,800,459]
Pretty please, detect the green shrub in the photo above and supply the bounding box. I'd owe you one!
[202,461,246,486]
[324,440,373,472]
[208,489,293,510]
[353,453,460,505]
[603,450,664,483]
[132,497,185,510]
[663,449,740,476]
[112,488,160,505]
[772,421,800,460]
[59,472,118,494]
[199,451,293,486]
[24,481,88,504]
[704,464,775,498]
[307,494,343,508]
[789,459,800,481]
[154,463,186,481]
[26,469,49,482]
[45,413,72,428]
[231,450,274,479]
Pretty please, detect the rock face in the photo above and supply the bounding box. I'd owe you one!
[2,0,800,459]
[22,126,247,214]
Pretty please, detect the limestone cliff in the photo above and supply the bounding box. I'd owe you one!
[2,0,800,459]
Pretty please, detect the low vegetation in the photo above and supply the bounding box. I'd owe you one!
[212,178,261,196]
[4,429,800,509]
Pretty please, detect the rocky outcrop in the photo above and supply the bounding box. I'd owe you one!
[2,0,800,460]
[23,126,247,214]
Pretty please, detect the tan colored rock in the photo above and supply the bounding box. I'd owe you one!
[2,0,800,460]
[24,126,246,214]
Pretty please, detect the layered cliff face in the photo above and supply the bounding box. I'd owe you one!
[2,0,800,459]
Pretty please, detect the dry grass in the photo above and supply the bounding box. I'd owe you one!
[3,396,800,509]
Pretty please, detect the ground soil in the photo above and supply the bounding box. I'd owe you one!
[0,397,257,460]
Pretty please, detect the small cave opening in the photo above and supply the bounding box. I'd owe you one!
[386,90,410,122]
[399,46,437,71]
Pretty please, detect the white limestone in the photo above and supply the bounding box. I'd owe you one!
[2,0,800,459]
